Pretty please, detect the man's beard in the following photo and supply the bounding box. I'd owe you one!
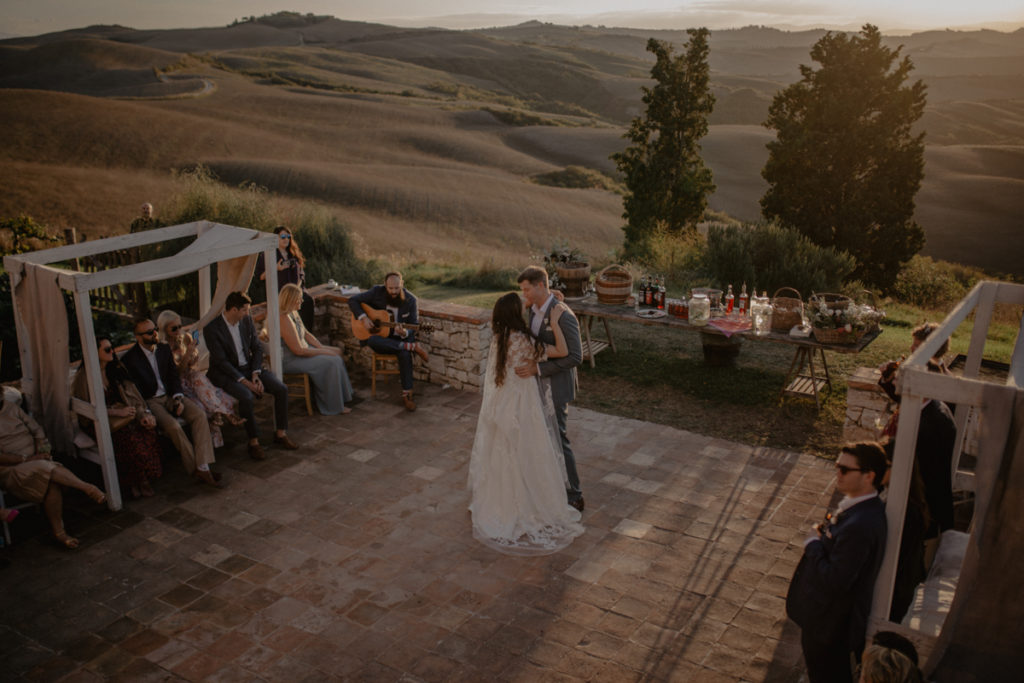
[386,293,403,307]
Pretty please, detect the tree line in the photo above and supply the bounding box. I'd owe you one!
[613,25,927,290]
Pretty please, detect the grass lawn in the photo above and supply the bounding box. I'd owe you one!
[421,287,1019,459]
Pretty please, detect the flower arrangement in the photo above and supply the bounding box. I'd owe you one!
[535,241,589,291]
[809,296,885,343]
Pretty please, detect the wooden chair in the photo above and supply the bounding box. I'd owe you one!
[1,488,37,547]
[371,352,400,397]
[284,373,314,416]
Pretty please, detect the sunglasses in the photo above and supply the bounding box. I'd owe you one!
[279,234,292,240]
[168,325,181,333]
[99,345,113,353]
[136,328,157,337]
[835,464,865,475]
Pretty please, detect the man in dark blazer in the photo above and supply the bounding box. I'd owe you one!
[514,265,585,511]
[786,442,889,683]
[348,272,428,412]
[203,291,295,461]
[122,317,221,487]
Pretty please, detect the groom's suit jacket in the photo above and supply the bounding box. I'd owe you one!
[530,298,583,406]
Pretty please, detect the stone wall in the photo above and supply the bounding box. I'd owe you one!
[311,288,491,392]
[843,366,895,444]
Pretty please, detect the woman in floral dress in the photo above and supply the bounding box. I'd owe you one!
[157,310,242,447]
[71,338,162,499]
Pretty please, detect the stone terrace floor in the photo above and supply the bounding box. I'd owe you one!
[0,381,840,682]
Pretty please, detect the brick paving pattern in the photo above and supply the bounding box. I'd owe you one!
[0,382,839,681]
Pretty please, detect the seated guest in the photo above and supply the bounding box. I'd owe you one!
[203,291,295,460]
[72,338,163,498]
[277,283,353,415]
[157,310,243,449]
[255,226,315,330]
[347,271,428,411]
[858,642,922,683]
[0,398,106,548]
[881,441,931,623]
[122,318,222,488]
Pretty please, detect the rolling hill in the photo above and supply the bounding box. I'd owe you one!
[1,16,1021,276]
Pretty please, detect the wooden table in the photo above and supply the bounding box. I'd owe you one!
[567,296,883,409]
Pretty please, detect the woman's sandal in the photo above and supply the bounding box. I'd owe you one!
[225,414,246,426]
[54,531,80,549]
[341,406,352,414]
[210,413,225,427]
[83,485,106,505]
[1,508,19,524]
[140,482,155,497]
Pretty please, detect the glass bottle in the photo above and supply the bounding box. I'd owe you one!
[725,284,735,315]
[639,276,648,308]
[739,283,749,316]
[657,276,666,310]
[689,292,710,326]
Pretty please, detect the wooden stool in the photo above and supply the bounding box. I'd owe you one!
[284,373,314,416]
[371,352,400,397]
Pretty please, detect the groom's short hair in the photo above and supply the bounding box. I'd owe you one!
[517,266,548,287]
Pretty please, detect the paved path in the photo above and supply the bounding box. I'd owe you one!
[0,383,837,681]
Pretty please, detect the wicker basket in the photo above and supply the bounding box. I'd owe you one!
[771,287,803,332]
[594,264,632,305]
[810,293,857,344]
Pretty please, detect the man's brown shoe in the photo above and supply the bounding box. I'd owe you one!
[274,434,299,450]
[193,469,223,488]
[248,443,266,460]
[402,394,417,412]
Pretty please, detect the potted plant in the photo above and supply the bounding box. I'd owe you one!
[540,241,590,297]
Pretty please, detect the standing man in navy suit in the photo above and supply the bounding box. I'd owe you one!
[203,291,295,461]
[786,442,889,683]
[122,317,221,487]
[347,272,428,412]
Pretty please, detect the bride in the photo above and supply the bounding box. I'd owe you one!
[468,292,584,555]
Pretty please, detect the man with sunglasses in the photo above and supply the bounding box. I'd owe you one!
[122,317,222,488]
[786,442,888,683]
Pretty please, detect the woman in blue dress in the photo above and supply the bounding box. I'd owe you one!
[277,283,353,415]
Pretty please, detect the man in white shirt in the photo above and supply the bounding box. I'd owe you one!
[122,317,221,487]
[786,442,889,683]
[204,292,294,461]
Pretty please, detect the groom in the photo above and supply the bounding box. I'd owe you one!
[515,265,585,511]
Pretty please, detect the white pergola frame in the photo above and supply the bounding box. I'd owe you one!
[4,221,281,511]
[868,280,1024,670]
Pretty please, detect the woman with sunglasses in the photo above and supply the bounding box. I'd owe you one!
[276,283,353,415]
[255,226,315,330]
[157,310,243,448]
[71,337,162,500]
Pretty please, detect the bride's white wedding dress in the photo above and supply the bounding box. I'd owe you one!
[468,331,584,555]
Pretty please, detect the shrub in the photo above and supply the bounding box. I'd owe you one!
[701,223,857,298]
[633,227,705,296]
[891,255,978,310]
[532,166,621,192]
[288,206,380,288]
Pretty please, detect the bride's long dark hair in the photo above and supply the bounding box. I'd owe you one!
[491,292,543,387]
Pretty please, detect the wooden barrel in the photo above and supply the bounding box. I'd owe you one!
[594,264,632,305]
[700,331,743,367]
[556,262,591,297]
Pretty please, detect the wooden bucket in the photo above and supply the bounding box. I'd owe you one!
[556,261,591,297]
[594,264,632,305]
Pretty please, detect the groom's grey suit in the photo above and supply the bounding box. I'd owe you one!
[530,298,584,505]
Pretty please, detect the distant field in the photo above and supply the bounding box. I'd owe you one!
[1,19,1021,276]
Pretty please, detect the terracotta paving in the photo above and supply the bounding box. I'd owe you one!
[0,381,837,682]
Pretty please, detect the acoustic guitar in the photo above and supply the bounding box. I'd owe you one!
[350,303,435,341]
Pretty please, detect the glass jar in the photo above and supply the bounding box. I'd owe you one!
[688,292,710,326]
[751,294,771,335]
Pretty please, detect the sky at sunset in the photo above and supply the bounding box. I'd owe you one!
[2,0,1022,37]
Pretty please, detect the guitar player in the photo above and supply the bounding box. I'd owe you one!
[347,271,429,411]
